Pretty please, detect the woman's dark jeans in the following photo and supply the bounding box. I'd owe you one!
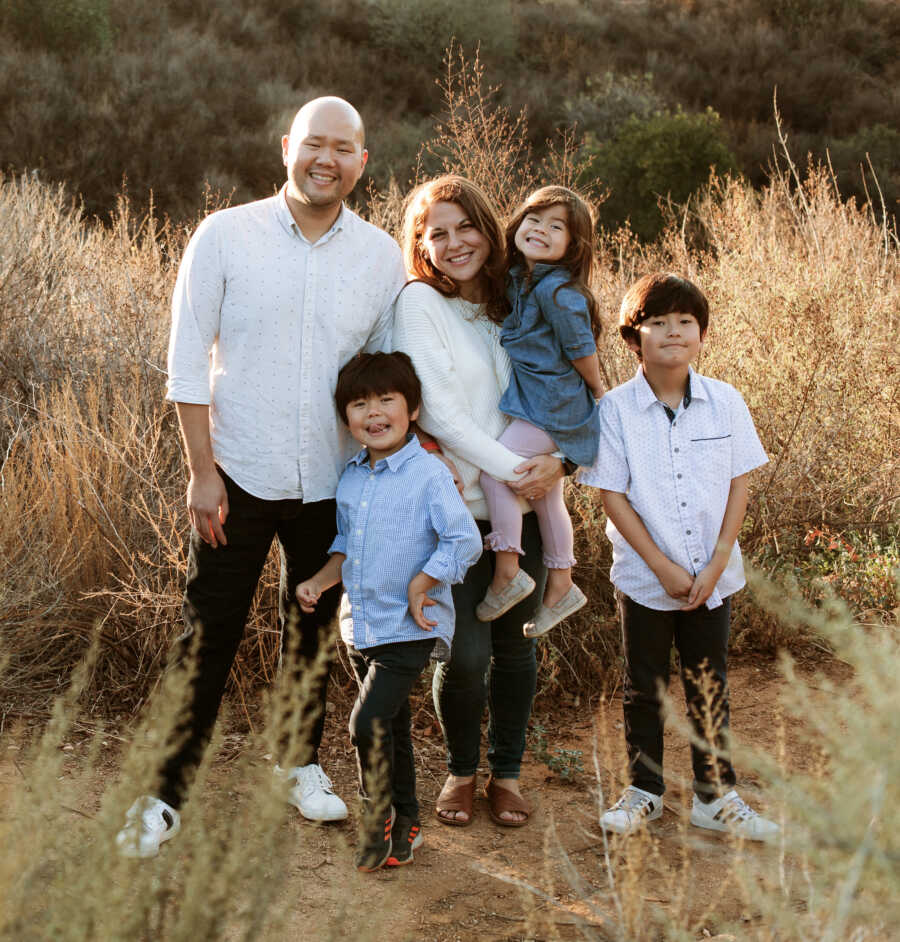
[618,592,736,799]
[157,470,342,809]
[433,513,547,779]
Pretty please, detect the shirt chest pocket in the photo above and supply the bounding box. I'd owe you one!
[689,434,733,484]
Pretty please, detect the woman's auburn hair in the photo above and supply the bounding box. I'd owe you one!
[505,185,602,339]
[401,174,508,325]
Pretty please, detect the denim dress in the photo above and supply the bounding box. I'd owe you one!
[498,263,601,466]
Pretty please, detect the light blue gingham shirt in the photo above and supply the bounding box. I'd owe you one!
[332,435,483,655]
[579,366,768,611]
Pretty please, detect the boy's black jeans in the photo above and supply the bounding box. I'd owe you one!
[618,592,736,799]
[158,470,343,809]
[347,638,436,820]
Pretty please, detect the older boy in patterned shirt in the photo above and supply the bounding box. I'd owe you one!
[580,273,779,841]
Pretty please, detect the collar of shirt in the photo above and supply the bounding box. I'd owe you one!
[508,261,565,294]
[273,183,346,246]
[347,433,422,472]
[633,364,704,419]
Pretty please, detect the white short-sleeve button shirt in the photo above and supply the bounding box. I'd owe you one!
[579,366,768,611]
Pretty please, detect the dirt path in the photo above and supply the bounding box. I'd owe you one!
[251,657,826,940]
[2,657,840,940]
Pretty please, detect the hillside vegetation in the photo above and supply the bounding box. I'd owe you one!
[1,56,896,713]
[1,0,898,235]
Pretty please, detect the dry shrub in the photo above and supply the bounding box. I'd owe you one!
[0,175,285,716]
[546,156,898,687]
[2,52,897,713]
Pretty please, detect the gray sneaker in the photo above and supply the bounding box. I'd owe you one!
[523,584,587,638]
[476,569,536,622]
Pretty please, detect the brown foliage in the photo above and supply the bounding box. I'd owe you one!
[1,63,897,714]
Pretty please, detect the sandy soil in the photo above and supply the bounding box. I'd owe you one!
[2,656,846,941]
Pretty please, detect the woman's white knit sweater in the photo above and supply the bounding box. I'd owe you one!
[393,281,529,521]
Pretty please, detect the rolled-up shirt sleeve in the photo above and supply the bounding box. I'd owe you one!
[537,278,597,361]
[328,496,350,556]
[166,217,224,404]
[421,472,483,585]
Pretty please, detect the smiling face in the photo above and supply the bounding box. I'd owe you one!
[282,98,367,211]
[513,204,571,269]
[627,311,705,370]
[420,200,491,302]
[345,391,418,464]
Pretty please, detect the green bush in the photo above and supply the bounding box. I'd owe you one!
[587,106,739,240]
[3,0,111,53]
[826,123,900,213]
[367,0,517,70]
[563,71,666,145]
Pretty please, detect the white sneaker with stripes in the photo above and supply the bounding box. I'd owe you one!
[116,796,181,858]
[690,789,779,842]
[600,786,663,835]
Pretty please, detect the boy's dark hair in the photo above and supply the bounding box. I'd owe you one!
[335,351,422,425]
[619,273,709,358]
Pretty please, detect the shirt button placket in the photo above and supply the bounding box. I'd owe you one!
[671,414,695,572]
[352,471,373,646]
[299,248,316,493]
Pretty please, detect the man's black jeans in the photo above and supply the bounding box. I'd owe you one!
[347,638,436,820]
[158,470,342,809]
[618,592,736,799]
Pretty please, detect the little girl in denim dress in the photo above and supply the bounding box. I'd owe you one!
[476,186,604,637]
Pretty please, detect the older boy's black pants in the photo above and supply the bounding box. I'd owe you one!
[158,470,342,809]
[347,638,435,820]
[618,592,736,799]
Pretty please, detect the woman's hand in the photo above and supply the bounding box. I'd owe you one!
[508,454,564,501]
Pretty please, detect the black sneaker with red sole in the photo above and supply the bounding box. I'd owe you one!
[356,805,395,872]
[385,814,423,866]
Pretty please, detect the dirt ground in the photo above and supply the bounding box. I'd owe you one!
[2,655,845,941]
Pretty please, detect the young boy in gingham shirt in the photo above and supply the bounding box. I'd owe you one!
[296,352,482,870]
[580,273,779,841]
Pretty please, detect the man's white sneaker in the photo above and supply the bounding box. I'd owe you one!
[690,790,779,842]
[277,763,348,821]
[600,786,663,835]
[116,796,181,858]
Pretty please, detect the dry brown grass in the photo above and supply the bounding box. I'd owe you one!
[1,71,897,715]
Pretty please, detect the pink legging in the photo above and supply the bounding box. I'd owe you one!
[480,419,576,570]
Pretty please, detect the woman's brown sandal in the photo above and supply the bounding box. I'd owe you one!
[435,776,476,827]
[484,774,531,827]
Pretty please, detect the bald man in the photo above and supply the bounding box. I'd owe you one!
[117,98,407,858]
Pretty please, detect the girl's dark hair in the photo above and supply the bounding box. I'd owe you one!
[401,174,508,325]
[618,273,709,358]
[506,185,601,339]
[335,352,421,425]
